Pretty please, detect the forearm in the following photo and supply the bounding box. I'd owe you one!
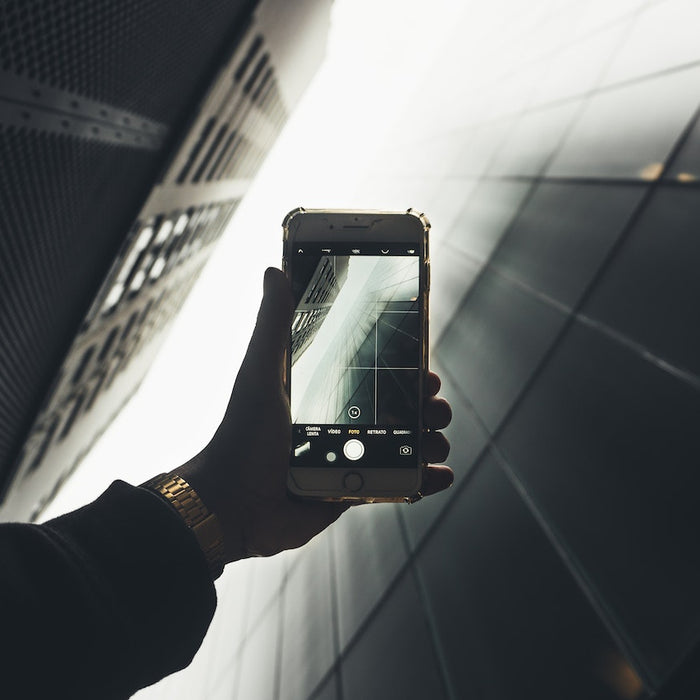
[0,481,217,699]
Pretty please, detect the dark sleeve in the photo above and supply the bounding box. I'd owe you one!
[0,480,217,699]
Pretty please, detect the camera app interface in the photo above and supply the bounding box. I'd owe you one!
[290,243,420,468]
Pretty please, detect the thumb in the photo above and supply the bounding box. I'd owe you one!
[239,267,293,385]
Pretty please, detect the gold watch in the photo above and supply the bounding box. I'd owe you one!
[141,472,225,579]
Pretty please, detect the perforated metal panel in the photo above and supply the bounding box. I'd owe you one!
[0,0,255,121]
[0,0,260,512]
[0,126,160,496]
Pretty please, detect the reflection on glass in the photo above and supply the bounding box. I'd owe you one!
[638,162,663,181]
[595,648,645,700]
[666,114,700,182]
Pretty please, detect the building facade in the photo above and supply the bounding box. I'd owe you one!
[0,0,332,521]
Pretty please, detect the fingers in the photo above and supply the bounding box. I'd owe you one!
[423,431,450,463]
[240,267,294,384]
[424,396,451,430]
[421,464,454,496]
[424,372,451,430]
[425,371,441,397]
[421,372,452,496]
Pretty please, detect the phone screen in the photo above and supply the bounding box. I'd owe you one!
[290,242,421,469]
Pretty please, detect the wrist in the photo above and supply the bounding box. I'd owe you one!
[175,448,252,563]
[140,471,226,579]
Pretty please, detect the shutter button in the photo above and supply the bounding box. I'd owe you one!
[343,438,364,461]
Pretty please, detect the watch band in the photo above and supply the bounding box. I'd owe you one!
[141,472,225,579]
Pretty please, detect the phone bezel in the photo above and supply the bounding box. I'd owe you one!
[283,208,430,503]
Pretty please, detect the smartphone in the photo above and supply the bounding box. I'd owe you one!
[282,208,430,502]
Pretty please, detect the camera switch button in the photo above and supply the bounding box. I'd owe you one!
[343,472,364,492]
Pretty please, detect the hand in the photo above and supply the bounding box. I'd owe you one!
[179,267,453,564]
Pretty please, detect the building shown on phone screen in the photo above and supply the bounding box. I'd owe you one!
[291,253,419,425]
[0,0,333,521]
[291,254,350,363]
